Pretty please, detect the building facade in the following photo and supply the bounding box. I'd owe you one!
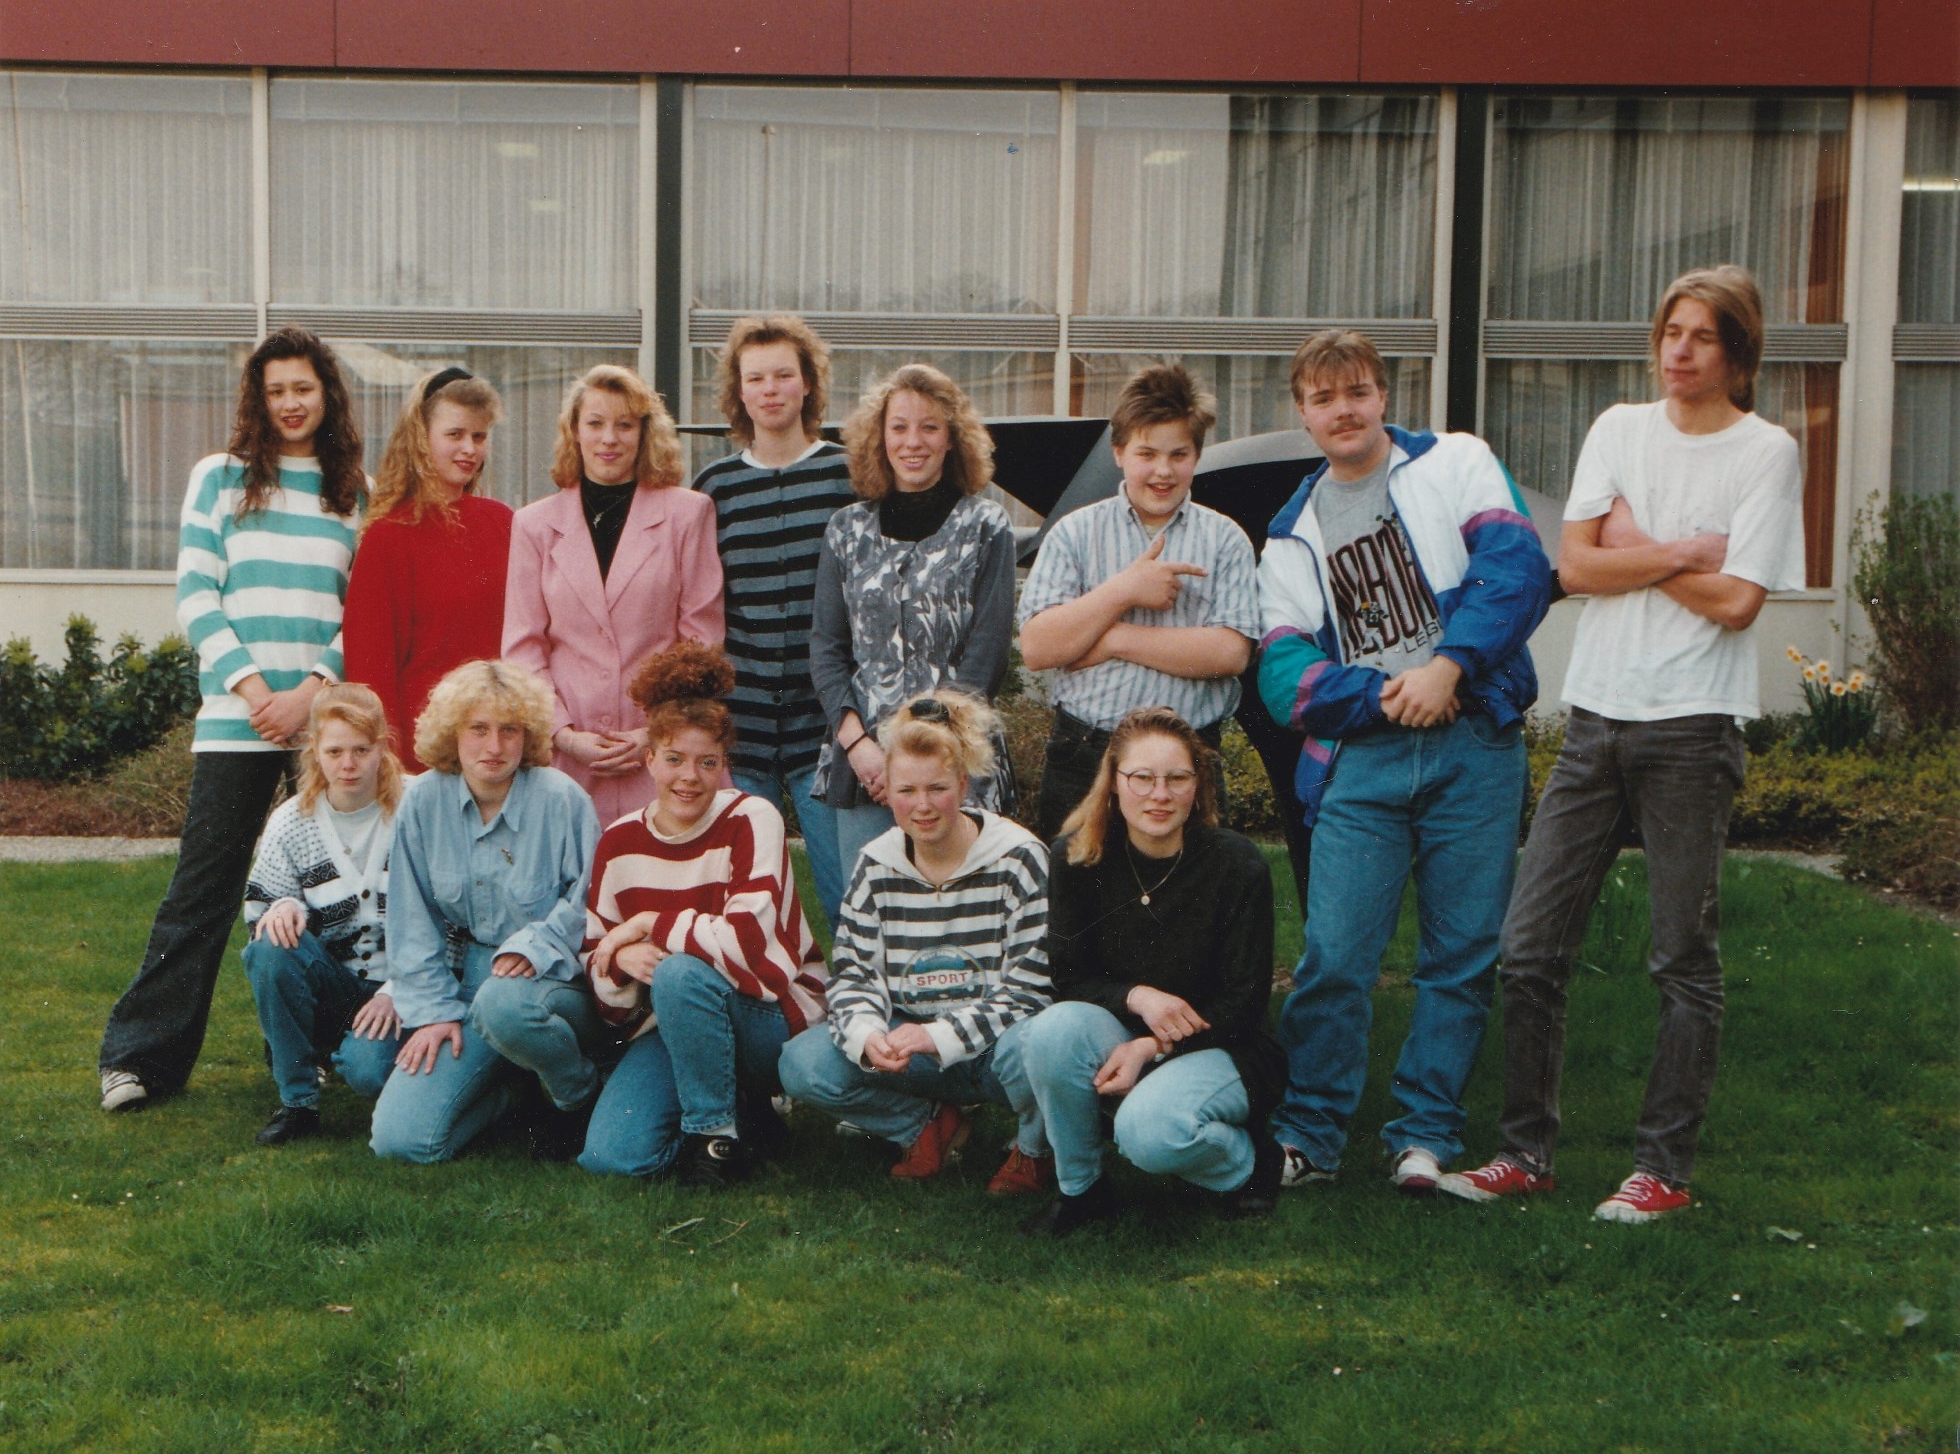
[1,1,1955,709]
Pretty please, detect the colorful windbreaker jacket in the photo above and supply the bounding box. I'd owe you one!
[1257,426,1552,828]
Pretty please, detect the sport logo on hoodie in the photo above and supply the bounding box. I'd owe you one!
[894,947,983,1011]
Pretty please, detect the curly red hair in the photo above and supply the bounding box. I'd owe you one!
[629,640,737,751]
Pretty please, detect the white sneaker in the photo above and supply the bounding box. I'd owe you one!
[1391,1146,1441,1196]
[100,1069,148,1112]
[1279,1145,1337,1188]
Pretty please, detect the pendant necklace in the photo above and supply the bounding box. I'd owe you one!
[1126,841,1183,907]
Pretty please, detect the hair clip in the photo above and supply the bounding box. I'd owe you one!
[426,366,474,395]
[905,695,951,723]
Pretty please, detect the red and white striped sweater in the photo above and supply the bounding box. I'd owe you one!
[583,789,827,1036]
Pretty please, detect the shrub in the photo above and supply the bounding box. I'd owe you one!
[1852,493,1960,735]
[0,617,200,782]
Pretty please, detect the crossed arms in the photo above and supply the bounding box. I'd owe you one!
[1557,497,1768,631]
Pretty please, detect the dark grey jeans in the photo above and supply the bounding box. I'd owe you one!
[1496,707,1745,1188]
[100,748,294,1094]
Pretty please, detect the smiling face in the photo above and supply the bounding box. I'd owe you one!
[263,358,325,457]
[738,341,810,444]
[428,401,493,498]
[575,386,644,486]
[313,717,382,813]
[648,726,725,835]
[884,389,952,493]
[1113,731,1198,857]
[888,747,968,854]
[456,710,526,800]
[1657,297,1738,411]
[1115,419,1200,527]
[1296,368,1390,482]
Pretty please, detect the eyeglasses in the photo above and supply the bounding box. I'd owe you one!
[905,696,951,723]
[1116,768,1199,795]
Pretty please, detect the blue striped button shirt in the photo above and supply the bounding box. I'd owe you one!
[1018,492,1261,732]
[693,442,857,777]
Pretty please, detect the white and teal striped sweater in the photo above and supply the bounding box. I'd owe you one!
[175,454,360,751]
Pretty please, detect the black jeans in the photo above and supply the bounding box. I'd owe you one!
[99,749,294,1093]
[1036,710,1224,844]
[1496,708,1745,1188]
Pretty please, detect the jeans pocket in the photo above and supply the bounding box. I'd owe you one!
[1464,715,1523,750]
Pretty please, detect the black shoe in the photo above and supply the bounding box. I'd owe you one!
[528,1097,596,1163]
[737,1088,793,1163]
[1218,1135,1284,1220]
[674,1132,750,1187]
[255,1105,321,1146]
[1021,1175,1120,1237]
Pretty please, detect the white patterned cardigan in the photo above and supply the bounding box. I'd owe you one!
[243,796,395,990]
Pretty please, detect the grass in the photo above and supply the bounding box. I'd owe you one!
[0,852,1953,1452]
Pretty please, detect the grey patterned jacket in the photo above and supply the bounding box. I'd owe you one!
[809,492,1017,810]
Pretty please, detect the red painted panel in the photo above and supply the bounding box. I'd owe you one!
[1870,0,1960,87]
[333,0,850,76]
[0,1,332,67]
[1359,0,1870,87]
[848,0,1360,83]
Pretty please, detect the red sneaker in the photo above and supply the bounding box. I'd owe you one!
[890,1103,970,1179]
[1593,1171,1691,1224]
[1436,1157,1556,1204]
[987,1146,1055,1196]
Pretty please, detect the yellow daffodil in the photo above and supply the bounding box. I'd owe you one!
[1815,660,1832,680]
[1803,664,1819,682]
[1849,671,1866,691]
[1786,645,1804,663]
[1831,681,1848,697]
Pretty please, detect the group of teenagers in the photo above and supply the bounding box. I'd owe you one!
[94,259,1804,1233]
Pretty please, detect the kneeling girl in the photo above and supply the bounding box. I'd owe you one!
[779,691,1052,1181]
[579,641,828,1183]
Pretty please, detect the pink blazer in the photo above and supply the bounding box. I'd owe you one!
[504,483,725,824]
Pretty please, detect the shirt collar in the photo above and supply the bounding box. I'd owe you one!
[1119,489,1192,534]
[448,765,527,836]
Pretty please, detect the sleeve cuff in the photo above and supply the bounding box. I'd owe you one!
[926,1019,972,1067]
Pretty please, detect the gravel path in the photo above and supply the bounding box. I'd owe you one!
[0,836,180,862]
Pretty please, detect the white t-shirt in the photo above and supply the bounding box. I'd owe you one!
[1560,402,1805,721]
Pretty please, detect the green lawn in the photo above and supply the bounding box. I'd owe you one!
[0,852,1953,1452]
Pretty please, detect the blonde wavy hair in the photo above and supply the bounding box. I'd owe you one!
[414,660,557,776]
[1060,707,1220,867]
[549,365,683,492]
[716,315,831,447]
[876,688,998,783]
[296,683,405,815]
[842,364,994,504]
[1650,264,1764,413]
[367,370,505,530]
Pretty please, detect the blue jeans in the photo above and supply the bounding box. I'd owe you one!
[831,802,896,900]
[778,1022,1027,1149]
[1274,714,1527,1171]
[369,945,515,1164]
[241,930,399,1108]
[579,954,790,1178]
[1003,1002,1254,1197]
[470,971,608,1112]
[733,763,843,933]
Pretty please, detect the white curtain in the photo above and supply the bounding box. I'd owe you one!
[1078,92,1436,319]
[0,70,251,304]
[270,80,639,311]
[1893,95,1959,504]
[690,88,1059,314]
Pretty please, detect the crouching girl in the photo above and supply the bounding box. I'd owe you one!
[369,660,601,1163]
[578,642,828,1184]
[779,691,1052,1182]
[1014,707,1284,1235]
[242,683,405,1145]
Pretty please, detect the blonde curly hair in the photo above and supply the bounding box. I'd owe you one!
[549,365,683,492]
[414,660,557,775]
[842,364,994,504]
[367,370,504,530]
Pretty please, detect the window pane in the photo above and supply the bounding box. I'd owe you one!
[1892,364,1960,505]
[1900,94,1960,325]
[1077,92,1436,319]
[0,72,251,304]
[271,80,639,310]
[337,343,637,511]
[1073,353,1429,445]
[690,88,1059,314]
[1489,95,1850,324]
[0,339,242,570]
[1484,359,1837,585]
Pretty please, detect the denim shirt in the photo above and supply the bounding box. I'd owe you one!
[386,765,601,1028]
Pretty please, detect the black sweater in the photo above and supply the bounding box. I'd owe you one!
[1045,823,1285,1121]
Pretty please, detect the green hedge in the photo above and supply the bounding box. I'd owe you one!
[0,618,201,783]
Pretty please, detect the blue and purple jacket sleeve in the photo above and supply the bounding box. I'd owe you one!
[1428,445,1553,683]
[1255,517,1387,742]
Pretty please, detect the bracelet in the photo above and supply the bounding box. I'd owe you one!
[841,732,867,754]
